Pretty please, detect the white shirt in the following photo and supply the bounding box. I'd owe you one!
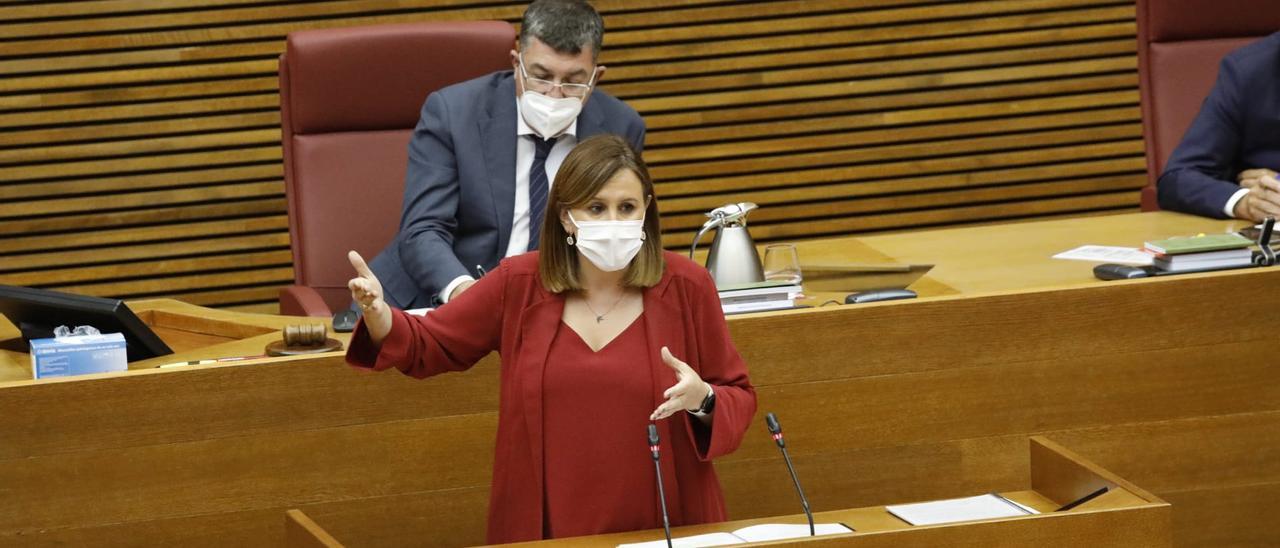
[440,99,578,303]
[1225,188,1250,218]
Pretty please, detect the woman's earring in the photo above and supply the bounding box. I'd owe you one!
[566,234,575,246]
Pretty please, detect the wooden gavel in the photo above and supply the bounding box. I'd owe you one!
[282,324,327,347]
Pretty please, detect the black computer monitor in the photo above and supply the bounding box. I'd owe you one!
[0,285,173,363]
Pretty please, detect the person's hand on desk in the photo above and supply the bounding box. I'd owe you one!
[650,346,714,423]
[347,251,393,346]
[1234,171,1280,222]
[1237,168,1277,187]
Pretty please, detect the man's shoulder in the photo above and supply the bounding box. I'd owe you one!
[1226,32,1280,71]
[434,70,513,102]
[586,88,642,124]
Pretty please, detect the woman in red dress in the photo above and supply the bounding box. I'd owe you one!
[345,135,756,543]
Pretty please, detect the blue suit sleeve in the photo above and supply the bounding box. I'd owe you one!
[1157,55,1247,218]
[626,112,646,154]
[397,92,472,299]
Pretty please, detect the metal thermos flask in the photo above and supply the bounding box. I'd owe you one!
[689,203,764,288]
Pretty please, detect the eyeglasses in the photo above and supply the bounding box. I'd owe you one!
[518,54,595,99]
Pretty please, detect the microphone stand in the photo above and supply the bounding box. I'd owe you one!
[648,424,673,548]
[766,412,815,536]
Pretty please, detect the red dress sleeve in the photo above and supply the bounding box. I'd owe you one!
[345,260,507,378]
[682,266,757,461]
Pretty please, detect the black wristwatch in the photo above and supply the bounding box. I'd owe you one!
[689,385,716,416]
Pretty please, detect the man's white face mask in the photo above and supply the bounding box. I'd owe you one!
[518,55,594,138]
[568,211,645,272]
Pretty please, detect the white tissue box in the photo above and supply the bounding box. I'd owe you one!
[29,332,128,379]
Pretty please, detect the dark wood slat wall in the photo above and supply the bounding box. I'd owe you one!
[0,0,1143,313]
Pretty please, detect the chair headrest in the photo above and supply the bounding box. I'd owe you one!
[1143,0,1280,42]
[283,21,516,134]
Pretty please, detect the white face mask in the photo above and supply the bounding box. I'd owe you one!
[520,91,583,139]
[517,55,593,138]
[569,212,646,272]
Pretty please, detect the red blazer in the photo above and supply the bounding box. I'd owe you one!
[347,251,757,543]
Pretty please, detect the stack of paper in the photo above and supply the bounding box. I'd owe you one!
[1151,248,1253,272]
[1144,233,1254,273]
[885,494,1038,526]
[618,523,853,548]
[717,281,802,314]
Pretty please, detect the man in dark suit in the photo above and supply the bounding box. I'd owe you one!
[367,0,645,309]
[1158,32,1280,221]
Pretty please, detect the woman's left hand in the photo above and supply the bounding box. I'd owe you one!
[650,346,712,420]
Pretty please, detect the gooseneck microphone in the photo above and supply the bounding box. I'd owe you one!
[766,412,815,536]
[648,424,673,548]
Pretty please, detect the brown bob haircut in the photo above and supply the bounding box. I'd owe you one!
[538,134,664,293]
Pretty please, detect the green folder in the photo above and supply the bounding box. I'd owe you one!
[1144,232,1253,255]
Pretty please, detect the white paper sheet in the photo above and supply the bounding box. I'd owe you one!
[886,494,1038,526]
[617,522,852,547]
[1052,245,1154,265]
[732,523,853,542]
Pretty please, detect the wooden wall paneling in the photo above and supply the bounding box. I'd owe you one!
[0,94,280,137]
[0,111,281,151]
[0,216,289,254]
[0,249,293,287]
[0,148,281,182]
[1161,483,1280,547]
[715,411,1280,524]
[0,197,286,235]
[0,77,282,111]
[0,354,500,459]
[0,233,290,272]
[0,0,1143,310]
[641,72,1139,131]
[609,0,1143,254]
[0,487,492,548]
[0,164,283,201]
[654,141,1145,199]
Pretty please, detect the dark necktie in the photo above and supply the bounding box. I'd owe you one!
[527,136,557,251]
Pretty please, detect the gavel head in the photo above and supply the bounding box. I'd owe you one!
[283,324,327,347]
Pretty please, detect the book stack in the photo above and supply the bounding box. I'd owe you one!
[718,280,802,314]
[1144,233,1254,273]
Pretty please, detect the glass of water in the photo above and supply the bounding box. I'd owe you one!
[763,243,802,285]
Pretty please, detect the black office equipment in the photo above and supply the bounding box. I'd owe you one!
[0,285,172,363]
[844,288,917,304]
[647,424,674,548]
[331,309,358,333]
[1092,264,1152,280]
[765,412,816,536]
[1253,217,1276,266]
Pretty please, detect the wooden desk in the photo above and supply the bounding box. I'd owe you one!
[777,210,1250,301]
[289,437,1171,547]
[0,298,349,382]
[494,437,1169,548]
[0,211,1273,547]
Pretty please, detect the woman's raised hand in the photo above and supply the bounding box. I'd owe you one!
[347,250,392,344]
[650,346,713,421]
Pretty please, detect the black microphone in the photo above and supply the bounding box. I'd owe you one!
[648,424,673,548]
[766,412,815,536]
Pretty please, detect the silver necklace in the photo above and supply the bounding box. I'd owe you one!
[583,290,628,323]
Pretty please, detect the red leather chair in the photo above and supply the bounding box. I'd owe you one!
[279,21,516,316]
[1136,0,1280,210]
